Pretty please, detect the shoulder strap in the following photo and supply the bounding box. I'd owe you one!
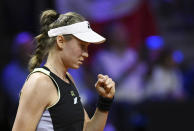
[26,68,50,80]
[66,72,75,86]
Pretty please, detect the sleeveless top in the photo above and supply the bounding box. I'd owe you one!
[27,66,84,131]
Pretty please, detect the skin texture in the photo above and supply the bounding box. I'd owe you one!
[12,35,115,131]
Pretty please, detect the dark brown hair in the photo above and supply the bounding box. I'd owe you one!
[28,10,85,72]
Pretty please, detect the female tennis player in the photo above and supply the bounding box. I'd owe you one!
[12,10,115,131]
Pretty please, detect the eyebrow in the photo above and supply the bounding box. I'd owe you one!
[80,41,90,46]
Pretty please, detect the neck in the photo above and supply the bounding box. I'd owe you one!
[45,51,68,80]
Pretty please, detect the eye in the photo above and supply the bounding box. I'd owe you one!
[81,44,84,48]
[80,44,85,50]
[79,41,90,51]
[80,44,89,52]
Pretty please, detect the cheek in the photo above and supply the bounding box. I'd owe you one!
[69,45,82,56]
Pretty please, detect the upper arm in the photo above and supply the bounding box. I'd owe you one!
[12,73,55,131]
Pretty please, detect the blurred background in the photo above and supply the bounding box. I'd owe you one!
[0,0,194,131]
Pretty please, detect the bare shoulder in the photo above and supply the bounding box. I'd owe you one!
[22,72,54,93]
[20,72,56,108]
[13,72,56,131]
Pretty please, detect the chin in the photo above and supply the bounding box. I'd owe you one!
[71,65,80,69]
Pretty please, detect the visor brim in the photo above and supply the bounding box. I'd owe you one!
[73,30,106,44]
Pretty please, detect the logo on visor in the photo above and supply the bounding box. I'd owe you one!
[88,23,91,29]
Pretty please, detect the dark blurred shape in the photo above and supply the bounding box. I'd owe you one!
[139,101,194,131]
[172,50,184,64]
[1,0,54,34]
[2,32,33,102]
[0,87,11,131]
[145,47,186,100]
[1,31,34,128]
[181,62,194,99]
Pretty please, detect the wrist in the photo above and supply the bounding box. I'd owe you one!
[97,95,114,112]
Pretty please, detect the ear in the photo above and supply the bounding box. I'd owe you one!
[56,35,65,49]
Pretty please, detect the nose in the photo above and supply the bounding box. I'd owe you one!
[81,44,89,58]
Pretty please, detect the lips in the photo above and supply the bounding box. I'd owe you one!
[78,57,84,65]
[79,58,84,62]
[78,60,83,65]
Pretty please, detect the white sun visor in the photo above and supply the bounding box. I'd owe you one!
[48,21,106,44]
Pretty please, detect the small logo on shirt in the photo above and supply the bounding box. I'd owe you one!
[70,91,77,104]
[74,97,78,104]
[70,91,75,96]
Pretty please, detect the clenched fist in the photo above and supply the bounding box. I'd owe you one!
[95,74,115,99]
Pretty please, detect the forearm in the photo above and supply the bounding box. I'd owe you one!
[85,108,108,131]
[84,74,115,131]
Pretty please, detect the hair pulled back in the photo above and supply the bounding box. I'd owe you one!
[28,10,85,72]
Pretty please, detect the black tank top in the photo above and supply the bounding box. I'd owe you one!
[32,66,84,131]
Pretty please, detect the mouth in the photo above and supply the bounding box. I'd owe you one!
[78,57,85,65]
[78,60,83,65]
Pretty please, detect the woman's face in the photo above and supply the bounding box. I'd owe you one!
[60,36,90,69]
